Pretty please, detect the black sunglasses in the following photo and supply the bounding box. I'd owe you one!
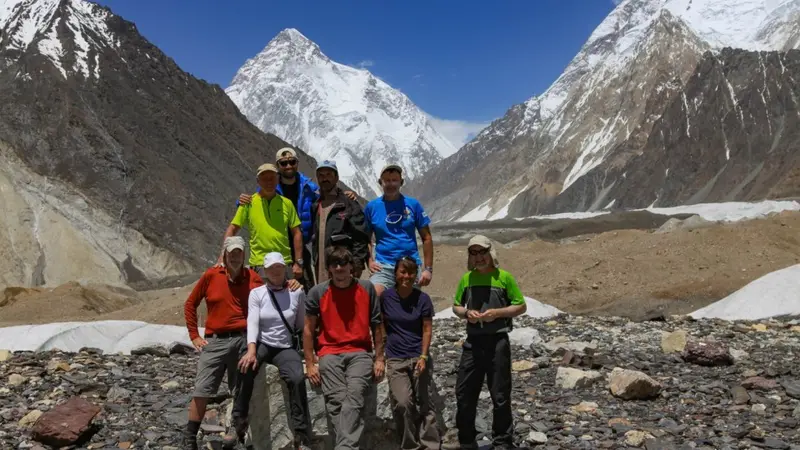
[468,248,490,256]
[278,159,298,167]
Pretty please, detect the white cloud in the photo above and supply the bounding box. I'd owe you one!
[356,60,374,68]
[426,115,492,156]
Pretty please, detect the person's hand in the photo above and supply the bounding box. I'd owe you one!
[373,359,385,382]
[414,357,427,376]
[192,337,208,351]
[214,256,224,268]
[292,263,303,279]
[306,363,321,387]
[418,269,432,287]
[466,310,482,324]
[238,350,257,373]
[344,190,358,201]
[287,279,302,291]
[238,193,252,205]
[368,259,382,274]
[479,309,498,322]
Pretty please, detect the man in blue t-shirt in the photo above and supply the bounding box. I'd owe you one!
[364,164,434,296]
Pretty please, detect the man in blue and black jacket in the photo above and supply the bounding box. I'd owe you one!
[238,147,356,287]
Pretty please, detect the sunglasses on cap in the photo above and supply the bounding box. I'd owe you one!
[278,159,298,167]
[468,247,490,256]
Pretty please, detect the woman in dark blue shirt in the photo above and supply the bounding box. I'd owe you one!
[380,256,441,449]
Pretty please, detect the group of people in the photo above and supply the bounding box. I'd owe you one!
[183,147,528,450]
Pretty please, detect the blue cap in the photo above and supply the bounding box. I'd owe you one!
[316,160,338,174]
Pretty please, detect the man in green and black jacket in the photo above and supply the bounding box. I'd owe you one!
[309,160,371,283]
[451,234,527,450]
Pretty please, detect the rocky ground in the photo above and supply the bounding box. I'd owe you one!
[3,314,800,449]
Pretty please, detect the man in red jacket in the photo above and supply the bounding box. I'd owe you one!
[182,236,263,450]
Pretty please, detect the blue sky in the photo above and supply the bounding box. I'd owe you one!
[96,0,617,144]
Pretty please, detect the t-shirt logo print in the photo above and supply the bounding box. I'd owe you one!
[385,207,414,226]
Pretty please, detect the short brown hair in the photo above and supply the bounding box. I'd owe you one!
[325,246,353,268]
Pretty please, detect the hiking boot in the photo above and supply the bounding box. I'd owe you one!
[222,416,248,449]
[181,430,199,450]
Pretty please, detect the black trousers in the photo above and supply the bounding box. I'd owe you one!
[455,333,513,448]
[235,343,311,444]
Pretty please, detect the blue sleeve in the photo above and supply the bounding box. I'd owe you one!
[413,199,431,229]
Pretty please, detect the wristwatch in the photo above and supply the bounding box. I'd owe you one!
[419,354,428,360]
[424,266,433,274]
[296,259,304,266]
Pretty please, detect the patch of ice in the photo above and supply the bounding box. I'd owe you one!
[645,200,800,222]
[0,320,199,354]
[434,296,562,320]
[689,264,800,320]
[36,25,65,78]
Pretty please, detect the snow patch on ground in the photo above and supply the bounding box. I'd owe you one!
[0,320,198,354]
[690,264,800,321]
[434,296,562,320]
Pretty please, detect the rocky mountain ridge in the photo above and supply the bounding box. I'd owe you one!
[410,0,800,222]
[0,0,316,290]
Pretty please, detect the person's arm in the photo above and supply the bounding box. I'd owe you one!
[239,289,261,372]
[414,201,434,285]
[295,291,306,331]
[451,274,481,323]
[184,272,210,347]
[368,282,386,380]
[291,226,303,264]
[420,293,433,357]
[303,286,322,385]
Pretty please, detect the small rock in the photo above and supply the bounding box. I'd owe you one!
[569,401,599,414]
[762,438,790,449]
[8,374,26,386]
[512,360,536,372]
[18,410,43,428]
[731,386,750,404]
[624,430,654,447]
[608,367,662,400]
[0,349,11,361]
[752,324,768,332]
[781,380,800,399]
[555,367,602,389]
[161,380,180,390]
[45,360,71,373]
[752,403,767,414]
[730,348,749,363]
[742,376,779,391]
[527,431,548,444]
[660,330,687,353]
[682,340,733,366]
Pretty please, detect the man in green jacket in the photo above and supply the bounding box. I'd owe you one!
[451,235,527,450]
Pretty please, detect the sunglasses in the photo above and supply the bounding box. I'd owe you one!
[468,248,490,256]
[278,159,298,167]
[327,258,353,268]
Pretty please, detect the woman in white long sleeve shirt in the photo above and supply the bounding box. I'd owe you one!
[236,252,311,450]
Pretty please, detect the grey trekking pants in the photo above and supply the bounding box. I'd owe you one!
[319,351,373,450]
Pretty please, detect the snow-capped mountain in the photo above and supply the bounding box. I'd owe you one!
[226,28,457,199]
[0,0,311,290]
[410,0,800,222]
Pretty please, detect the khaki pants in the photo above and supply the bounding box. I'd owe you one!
[387,358,441,450]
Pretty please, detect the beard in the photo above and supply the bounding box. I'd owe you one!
[320,181,335,192]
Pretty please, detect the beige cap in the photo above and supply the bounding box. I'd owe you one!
[467,234,499,269]
[380,164,403,176]
[275,147,297,161]
[224,236,246,253]
[256,163,278,177]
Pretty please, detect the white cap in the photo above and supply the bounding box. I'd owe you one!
[224,236,245,253]
[263,252,286,268]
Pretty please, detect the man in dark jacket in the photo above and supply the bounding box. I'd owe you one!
[237,147,358,286]
[310,160,371,281]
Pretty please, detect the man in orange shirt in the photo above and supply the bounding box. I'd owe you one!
[182,236,263,450]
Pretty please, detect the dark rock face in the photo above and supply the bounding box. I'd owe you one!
[551,48,800,214]
[0,1,317,284]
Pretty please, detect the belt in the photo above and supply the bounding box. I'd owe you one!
[204,330,245,339]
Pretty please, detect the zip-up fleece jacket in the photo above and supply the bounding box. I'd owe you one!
[310,188,371,272]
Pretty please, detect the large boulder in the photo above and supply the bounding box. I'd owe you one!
[31,397,101,447]
[226,362,447,450]
[682,340,733,366]
[608,368,662,400]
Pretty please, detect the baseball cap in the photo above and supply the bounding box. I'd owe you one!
[316,160,338,174]
[224,236,245,253]
[256,163,278,177]
[263,252,286,268]
[380,164,403,176]
[276,147,297,161]
[467,234,499,268]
